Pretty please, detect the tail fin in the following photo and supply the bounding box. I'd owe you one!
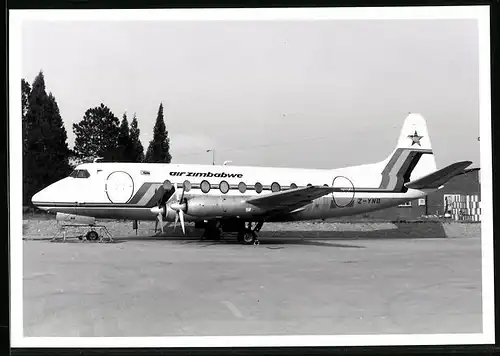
[378,113,437,192]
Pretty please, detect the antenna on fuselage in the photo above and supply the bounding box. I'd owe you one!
[223,160,232,166]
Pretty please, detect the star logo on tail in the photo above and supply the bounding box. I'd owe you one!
[407,131,423,146]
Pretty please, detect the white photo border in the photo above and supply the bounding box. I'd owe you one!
[9,5,494,348]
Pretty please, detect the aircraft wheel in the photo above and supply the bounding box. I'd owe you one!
[86,231,99,241]
[243,231,256,245]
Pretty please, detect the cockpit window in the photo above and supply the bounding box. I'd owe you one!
[78,170,90,178]
[70,169,91,178]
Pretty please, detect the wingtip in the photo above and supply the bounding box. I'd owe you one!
[458,160,473,169]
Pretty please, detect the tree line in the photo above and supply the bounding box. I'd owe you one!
[22,70,172,206]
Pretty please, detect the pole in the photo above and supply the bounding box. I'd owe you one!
[207,149,215,165]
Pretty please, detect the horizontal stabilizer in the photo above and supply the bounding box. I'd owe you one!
[455,167,480,177]
[405,161,473,190]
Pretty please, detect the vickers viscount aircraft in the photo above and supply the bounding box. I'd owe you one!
[32,113,473,245]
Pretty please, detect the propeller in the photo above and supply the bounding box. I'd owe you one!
[151,205,165,233]
[169,183,187,235]
[172,209,186,235]
[150,183,169,234]
[149,181,188,235]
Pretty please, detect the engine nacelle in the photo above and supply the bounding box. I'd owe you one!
[56,212,96,225]
[183,196,267,218]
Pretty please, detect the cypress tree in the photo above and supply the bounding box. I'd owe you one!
[117,113,132,161]
[22,78,31,153]
[23,71,71,205]
[129,113,144,163]
[22,78,31,120]
[45,93,72,176]
[24,72,48,205]
[144,103,172,163]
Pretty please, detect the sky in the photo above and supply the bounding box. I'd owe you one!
[22,18,481,169]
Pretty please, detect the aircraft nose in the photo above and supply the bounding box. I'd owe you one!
[31,178,76,208]
[31,188,46,206]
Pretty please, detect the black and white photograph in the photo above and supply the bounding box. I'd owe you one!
[9,6,494,348]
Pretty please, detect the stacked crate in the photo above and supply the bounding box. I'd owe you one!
[449,195,481,222]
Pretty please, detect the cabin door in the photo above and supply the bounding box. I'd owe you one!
[105,171,135,203]
[331,176,355,208]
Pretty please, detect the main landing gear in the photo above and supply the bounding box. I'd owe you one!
[237,221,264,246]
[201,221,222,241]
[201,220,264,245]
[238,230,259,245]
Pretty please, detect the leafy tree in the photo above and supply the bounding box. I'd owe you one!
[144,103,172,163]
[73,103,120,161]
[23,71,71,205]
[67,149,83,168]
[129,113,144,162]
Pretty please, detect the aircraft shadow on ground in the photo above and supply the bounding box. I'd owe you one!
[118,222,448,247]
[116,234,365,249]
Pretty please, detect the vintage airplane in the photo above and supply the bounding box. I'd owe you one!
[31,113,472,244]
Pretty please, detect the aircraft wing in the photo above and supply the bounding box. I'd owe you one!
[246,186,337,212]
[405,161,472,190]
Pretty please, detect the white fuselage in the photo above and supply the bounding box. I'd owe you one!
[31,161,429,222]
[31,113,447,225]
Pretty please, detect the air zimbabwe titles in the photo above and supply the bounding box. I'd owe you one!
[170,171,243,178]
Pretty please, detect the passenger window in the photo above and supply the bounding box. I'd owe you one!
[271,182,281,193]
[200,180,211,193]
[238,182,247,193]
[219,180,229,194]
[183,180,192,192]
[255,182,263,194]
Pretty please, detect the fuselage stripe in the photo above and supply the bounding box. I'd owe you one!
[128,182,153,204]
[379,148,433,191]
[138,184,162,206]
